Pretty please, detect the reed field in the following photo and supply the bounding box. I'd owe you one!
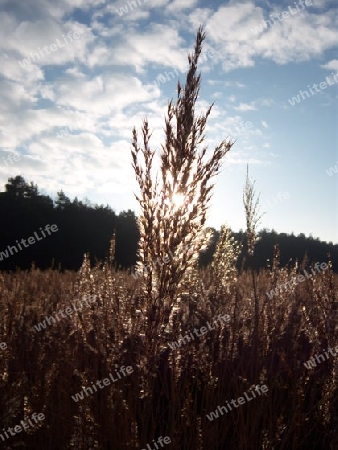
[0,27,337,450]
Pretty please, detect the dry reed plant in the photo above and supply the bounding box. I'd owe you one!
[131,26,233,344]
[211,225,242,296]
[243,165,264,258]
[243,166,264,351]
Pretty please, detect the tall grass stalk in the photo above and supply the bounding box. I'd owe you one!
[131,26,233,340]
[243,166,264,359]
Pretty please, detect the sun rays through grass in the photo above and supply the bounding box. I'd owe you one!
[131,27,233,337]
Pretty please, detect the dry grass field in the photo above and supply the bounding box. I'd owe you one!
[0,251,337,449]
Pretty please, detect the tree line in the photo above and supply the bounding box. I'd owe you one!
[0,175,336,272]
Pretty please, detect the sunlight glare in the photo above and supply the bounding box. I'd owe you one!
[171,193,186,209]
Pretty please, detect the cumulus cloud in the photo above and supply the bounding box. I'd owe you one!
[234,102,257,111]
[321,59,338,71]
[200,2,337,70]
[166,0,198,13]
[0,0,336,209]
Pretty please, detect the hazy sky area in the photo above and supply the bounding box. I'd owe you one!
[0,0,337,243]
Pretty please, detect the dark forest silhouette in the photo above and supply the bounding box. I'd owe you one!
[0,175,336,272]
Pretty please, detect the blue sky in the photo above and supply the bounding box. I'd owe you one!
[0,0,337,243]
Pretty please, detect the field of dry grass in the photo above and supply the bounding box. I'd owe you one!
[0,250,337,449]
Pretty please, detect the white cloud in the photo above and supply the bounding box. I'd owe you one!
[234,102,256,111]
[102,24,188,73]
[224,81,246,88]
[191,2,338,72]
[262,121,268,128]
[321,59,338,71]
[211,92,222,99]
[166,0,198,13]
[250,7,337,65]
[53,73,157,114]
[259,98,274,107]
[188,7,214,31]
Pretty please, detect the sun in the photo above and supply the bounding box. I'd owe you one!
[169,192,194,212]
[171,193,186,209]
